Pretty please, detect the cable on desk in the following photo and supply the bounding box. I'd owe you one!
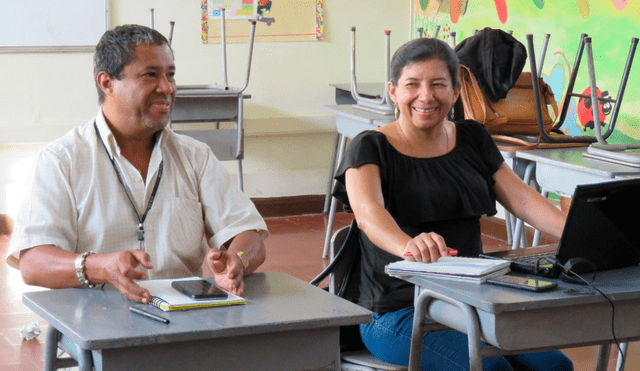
[553,257,625,371]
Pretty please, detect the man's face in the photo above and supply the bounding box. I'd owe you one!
[109,43,176,134]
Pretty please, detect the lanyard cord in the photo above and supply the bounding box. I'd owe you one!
[94,122,163,249]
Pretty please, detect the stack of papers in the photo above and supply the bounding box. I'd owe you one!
[386,256,510,283]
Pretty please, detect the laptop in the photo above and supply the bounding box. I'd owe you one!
[483,178,640,278]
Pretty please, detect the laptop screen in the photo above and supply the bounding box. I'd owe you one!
[556,178,640,272]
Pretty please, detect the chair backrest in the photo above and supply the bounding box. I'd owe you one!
[310,220,365,352]
[321,220,362,303]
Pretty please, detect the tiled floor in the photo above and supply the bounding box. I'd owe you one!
[0,213,636,370]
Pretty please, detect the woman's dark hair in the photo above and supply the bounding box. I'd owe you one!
[93,24,171,104]
[389,38,460,88]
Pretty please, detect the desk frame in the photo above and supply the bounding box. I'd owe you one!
[24,272,372,371]
[321,105,394,258]
[400,267,640,371]
[171,87,250,190]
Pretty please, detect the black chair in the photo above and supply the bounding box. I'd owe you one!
[311,221,407,371]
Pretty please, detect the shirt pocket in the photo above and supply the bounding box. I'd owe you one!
[168,197,206,274]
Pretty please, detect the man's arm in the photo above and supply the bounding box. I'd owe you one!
[206,230,266,296]
[19,244,155,303]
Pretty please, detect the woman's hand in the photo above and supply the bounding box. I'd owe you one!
[401,232,450,262]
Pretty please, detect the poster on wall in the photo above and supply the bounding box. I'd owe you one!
[411,0,640,143]
[202,0,324,43]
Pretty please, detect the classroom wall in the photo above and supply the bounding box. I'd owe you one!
[0,0,411,215]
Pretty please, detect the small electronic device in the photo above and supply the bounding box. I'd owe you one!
[171,279,229,299]
[486,275,558,292]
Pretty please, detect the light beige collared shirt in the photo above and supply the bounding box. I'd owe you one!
[7,109,268,279]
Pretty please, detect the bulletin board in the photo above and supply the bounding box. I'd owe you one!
[0,0,111,53]
[201,0,324,43]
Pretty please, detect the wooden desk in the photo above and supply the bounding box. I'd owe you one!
[397,267,640,371]
[23,272,372,371]
[171,85,251,190]
[321,105,394,258]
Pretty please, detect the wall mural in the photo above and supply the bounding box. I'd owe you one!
[413,0,640,143]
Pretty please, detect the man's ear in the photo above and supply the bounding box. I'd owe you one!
[96,71,115,98]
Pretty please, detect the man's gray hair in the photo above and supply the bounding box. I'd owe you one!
[93,24,171,104]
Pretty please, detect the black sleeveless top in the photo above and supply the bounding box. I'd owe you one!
[333,120,504,314]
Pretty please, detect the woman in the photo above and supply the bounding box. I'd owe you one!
[333,37,572,370]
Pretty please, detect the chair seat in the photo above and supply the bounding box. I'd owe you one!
[341,350,408,371]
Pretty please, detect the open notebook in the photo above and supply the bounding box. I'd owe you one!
[137,277,246,311]
[483,178,640,278]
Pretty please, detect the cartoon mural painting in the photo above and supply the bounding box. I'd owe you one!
[257,0,275,26]
[413,0,640,142]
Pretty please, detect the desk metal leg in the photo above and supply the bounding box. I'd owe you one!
[237,159,244,191]
[595,343,612,371]
[322,135,348,259]
[617,342,629,371]
[409,289,483,371]
[324,132,341,214]
[44,326,60,371]
[512,161,536,249]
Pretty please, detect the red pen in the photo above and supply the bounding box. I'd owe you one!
[403,249,458,257]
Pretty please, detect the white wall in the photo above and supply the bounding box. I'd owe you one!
[0,0,411,214]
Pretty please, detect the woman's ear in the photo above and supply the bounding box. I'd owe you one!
[452,85,461,104]
[387,81,397,105]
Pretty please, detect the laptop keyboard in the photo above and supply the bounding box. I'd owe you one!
[506,252,555,267]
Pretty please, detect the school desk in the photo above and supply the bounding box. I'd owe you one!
[171,85,250,190]
[23,271,372,371]
[321,104,395,258]
[509,147,640,249]
[394,266,640,371]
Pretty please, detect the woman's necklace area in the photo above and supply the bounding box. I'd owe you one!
[396,122,449,158]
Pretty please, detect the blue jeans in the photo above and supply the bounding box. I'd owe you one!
[360,307,573,371]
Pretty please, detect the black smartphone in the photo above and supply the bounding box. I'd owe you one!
[171,279,229,299]
[486,275,558,292]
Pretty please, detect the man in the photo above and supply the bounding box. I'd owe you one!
[6,25,268,304]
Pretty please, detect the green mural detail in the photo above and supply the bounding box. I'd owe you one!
[412,0,640,142]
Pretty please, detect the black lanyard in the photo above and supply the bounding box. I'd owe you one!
[94,122,163,249]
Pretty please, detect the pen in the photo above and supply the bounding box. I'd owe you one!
[130,305,170,324]
[404,249,458,258]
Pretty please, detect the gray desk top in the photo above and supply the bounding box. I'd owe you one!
[401,265,640,314]
[515,147,640,179]
[22,272,371,350]
[176,85,251,98]
[329,83,385,98]
[322,104,395,126]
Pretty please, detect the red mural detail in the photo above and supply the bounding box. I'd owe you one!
[450,0,462,24]
[494,0,508,23]
[611,0,627,10]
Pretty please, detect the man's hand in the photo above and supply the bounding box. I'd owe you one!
[206,248,245,296]
[19,245,154,304]
[88,250,154,303]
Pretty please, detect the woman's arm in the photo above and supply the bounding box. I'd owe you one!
[493,163,566,239]
[345,164,449,262]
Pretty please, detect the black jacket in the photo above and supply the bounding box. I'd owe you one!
[454,27,527,102]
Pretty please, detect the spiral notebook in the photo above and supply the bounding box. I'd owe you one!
[137,277,246,311]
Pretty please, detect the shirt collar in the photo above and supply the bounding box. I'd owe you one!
[94,107,168,160]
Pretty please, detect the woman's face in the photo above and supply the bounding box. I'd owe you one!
[388,58,459,130]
